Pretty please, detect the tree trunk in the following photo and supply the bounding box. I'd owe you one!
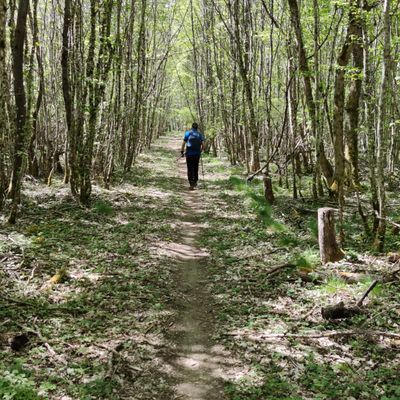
[61,0,76,193]
[318,208,345,264]
[374,0,392,252]
[230,0,260,171]
[8,0,30,224]
[344,6,363,187]
[287,0,333,186]
[124,0,146,172]
[0,0,7,209]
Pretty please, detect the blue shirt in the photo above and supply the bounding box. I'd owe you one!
[184,129,204,156]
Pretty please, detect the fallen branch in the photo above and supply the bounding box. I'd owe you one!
[226,330,400,340]
[292,206,317,215]
[382,266,400,283]
[266,263,296,276]
[357,280,378,307]
[336,271,367,284]
[93,343,143,372]
[26,266,38,286]
[0,318,10,327]
[0,294,37,307]
[374,211,400,229]
[237,248,285,261]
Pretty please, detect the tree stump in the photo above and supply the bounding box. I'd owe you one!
[318,208,344,264]
[263,173,275,205]
[321,302,361,320]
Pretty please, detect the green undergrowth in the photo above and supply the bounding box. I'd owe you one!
[0,138,182,399]
[201,156,400,399]
[1,135,400,399]
[0,360,41,400]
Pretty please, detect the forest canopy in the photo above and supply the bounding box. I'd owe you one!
[0,0,399,253]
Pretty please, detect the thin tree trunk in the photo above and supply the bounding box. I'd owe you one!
[374,0,392,252]
[344,0,363,187]
[8,0,30,224]
[0,0,7,209]
[287,0,333,186]
[124,0,146,172]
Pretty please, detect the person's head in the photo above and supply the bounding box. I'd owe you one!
[192,122,198,130]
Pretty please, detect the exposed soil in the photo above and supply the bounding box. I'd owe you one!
[159,137,238,400]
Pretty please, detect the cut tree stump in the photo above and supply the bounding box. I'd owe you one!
[318,208,345,264]
[263,173,275,205]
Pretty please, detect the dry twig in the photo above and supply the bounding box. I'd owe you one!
[265,263,296,276]
[227,330,400,340]
[357,280,378,307]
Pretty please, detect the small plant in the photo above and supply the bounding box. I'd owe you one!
[278,234,300,247]
[224,366,299,400]
[320,276,348,294]
[294,249,319,269]
[0,361,41,400]
[93,200,114,215]
[79,378,119,399]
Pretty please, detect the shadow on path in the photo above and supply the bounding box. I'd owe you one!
[154,137,244,400]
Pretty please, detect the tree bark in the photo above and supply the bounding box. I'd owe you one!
[61,0,75,192]
[229,0,260,172]
[0,0,7,209]
[344,2,363,187]
[263,172,275,205]
[318,208,345,264]
[287,0,333,186]
[124,0,146,172]
[8,0,30,224]
[374,0,392,252]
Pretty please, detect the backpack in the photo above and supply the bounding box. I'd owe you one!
[187,130,202,152]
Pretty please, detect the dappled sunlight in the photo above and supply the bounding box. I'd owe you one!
[2,131,399,399]
[174,346,250,380]
[0,231,31,251]
[151,241,209,260]
[144,187,174,199]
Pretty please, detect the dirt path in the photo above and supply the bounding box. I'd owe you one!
[159,137,231,400]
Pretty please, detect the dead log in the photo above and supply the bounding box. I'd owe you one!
[321,302,362,320]
[10,333,30,351]
[322,280,378,320]
[318,208,345,264]
[300,273,323,283]
[226,329,400,340]
[382,266,400,283]
[388,252,400,263]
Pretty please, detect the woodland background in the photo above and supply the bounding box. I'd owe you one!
[0,0,400,399]
[0,0,399,244]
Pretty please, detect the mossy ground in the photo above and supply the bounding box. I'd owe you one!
[0,133,399,399]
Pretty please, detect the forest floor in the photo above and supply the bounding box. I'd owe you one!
[1,133,400,400]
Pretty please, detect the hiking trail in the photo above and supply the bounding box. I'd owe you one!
[154,136,240,400]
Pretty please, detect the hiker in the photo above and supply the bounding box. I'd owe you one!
[180,123,205,190]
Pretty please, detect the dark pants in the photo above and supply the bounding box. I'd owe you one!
[186,155,200,186]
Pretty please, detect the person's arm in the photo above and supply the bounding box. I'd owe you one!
[181,140,186,156]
